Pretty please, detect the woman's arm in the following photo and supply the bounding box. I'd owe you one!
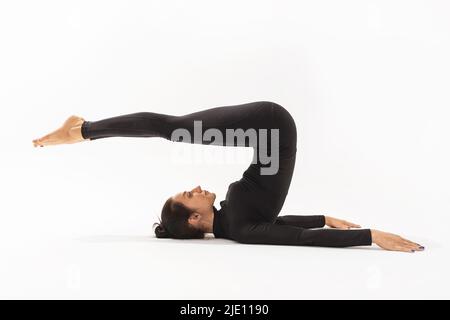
[233,222,372,247]
[275,215,326,229]
[233,223,424,252]
[275,214,362,229]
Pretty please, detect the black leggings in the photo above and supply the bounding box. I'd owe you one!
[82,100,297,219]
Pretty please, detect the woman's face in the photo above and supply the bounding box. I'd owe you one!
[172,185,216,211]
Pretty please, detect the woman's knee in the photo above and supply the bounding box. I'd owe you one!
[266,102,297,157]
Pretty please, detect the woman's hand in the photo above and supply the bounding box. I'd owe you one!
[371,229,424,253]
[325,216,361,229]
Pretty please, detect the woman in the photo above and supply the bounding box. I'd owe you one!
[33,101,424,252]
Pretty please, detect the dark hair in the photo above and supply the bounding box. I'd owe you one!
[153,197,205,239]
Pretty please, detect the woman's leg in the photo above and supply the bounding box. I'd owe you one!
[80,100,296,156]
[32,102,266,147]
[33,101,297,219]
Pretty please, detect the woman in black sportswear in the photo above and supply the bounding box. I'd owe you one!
[32,101,424,252]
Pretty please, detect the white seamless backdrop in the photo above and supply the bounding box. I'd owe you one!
[0,0,449,299]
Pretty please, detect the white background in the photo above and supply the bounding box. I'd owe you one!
[1,0,449,299]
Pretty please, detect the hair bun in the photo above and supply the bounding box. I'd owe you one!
[153,222,171,238]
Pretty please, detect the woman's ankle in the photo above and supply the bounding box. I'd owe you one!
[68,123,86,142]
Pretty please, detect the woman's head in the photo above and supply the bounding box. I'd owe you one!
[154,186,216,239]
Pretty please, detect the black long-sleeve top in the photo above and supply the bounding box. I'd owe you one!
[212,176,372,247]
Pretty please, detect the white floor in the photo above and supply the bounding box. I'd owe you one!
[0,231,447,299]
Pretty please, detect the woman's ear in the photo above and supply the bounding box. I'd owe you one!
[188,212,201,225]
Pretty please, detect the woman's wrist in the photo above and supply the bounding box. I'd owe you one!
[370,229,379,243]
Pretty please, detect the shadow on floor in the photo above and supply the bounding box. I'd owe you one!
[74,234,394,251]
[75,234,238,246]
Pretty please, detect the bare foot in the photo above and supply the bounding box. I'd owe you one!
[32,115,87,147]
